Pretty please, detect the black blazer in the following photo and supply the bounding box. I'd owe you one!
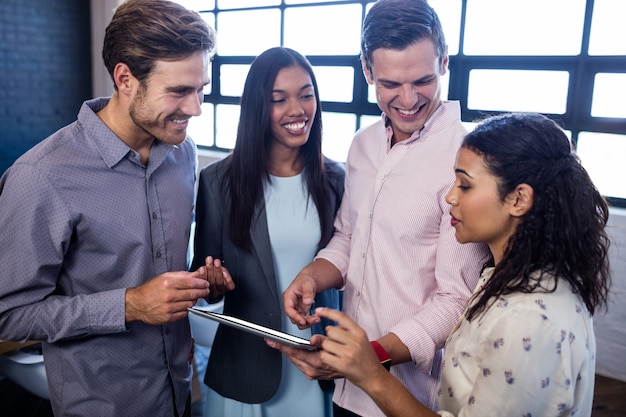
[191,156,345,403]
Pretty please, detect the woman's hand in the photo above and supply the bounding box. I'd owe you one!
[203,255,235,299]
[314,308,388,387]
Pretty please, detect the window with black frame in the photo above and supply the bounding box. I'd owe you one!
[178,0,626,207]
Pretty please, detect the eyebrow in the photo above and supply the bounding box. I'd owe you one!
[378,74,435,85]
[165,82,209,94]
[455,168,473,179]
[272,84,314,94]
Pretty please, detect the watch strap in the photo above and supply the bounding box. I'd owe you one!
[370,340,392,371]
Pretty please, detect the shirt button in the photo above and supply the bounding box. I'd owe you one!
[165,327,171,335]
[356,291,361,297]
[129,151,136,158]
[361,252,365,258]
[152,212,158,220]
[156,251,162,258]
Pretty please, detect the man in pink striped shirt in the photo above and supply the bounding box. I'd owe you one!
[272,1,489,416]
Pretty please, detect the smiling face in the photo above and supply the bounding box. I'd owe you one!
[363,39,448,144]
[269,65,317,153]
[129,50,210,146]
[445,147,522,264]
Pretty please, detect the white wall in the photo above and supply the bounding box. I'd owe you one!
[595,208,626,382]
[197,149,227,170]
[90,0,118,99]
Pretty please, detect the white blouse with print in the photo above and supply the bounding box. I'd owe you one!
[437,268,596,417]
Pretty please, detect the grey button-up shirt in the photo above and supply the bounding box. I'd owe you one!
[0,98,197,416]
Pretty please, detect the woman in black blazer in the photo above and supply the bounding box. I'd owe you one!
[191,47,345,416]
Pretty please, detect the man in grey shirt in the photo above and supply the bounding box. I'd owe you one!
[0,1,215,415]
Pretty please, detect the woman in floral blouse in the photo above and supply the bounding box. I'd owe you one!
[308,112,611,417]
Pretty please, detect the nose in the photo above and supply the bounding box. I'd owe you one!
[183,91,203,117]
[445,186,457,206]
[398,84,418,109]
[287,99,305,116]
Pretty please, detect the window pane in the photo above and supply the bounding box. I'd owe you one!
[220,64,250,97]
[468,70,569,114]
[592,73,626,118]
[286,0,345,3]
[440,71,450,101]
[577,132,626,199]
[464,0,585,55]
[188,103,214,147]
[215,104,240,149]
[589,0,626,55]
[204,62,213,95]
[359,114,381,130]
[217,0,279,8]
[284,5,362,55]
[322,112,357,163]
[313,66,354,103]
[200,12,215,30]
[462,121,478,133]
[429,0,462,56]
[368,83,376,104]
[175,0,215,11]
[217,10,280,56]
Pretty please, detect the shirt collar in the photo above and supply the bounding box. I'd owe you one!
[79,97,177,170]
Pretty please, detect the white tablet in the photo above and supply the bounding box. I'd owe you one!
[187,307,317,351]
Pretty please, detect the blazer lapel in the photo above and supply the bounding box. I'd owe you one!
[249,202,279,301]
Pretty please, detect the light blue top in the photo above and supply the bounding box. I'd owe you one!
[203,172,326,417]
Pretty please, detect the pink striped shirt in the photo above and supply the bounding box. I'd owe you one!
[318,101,489,416]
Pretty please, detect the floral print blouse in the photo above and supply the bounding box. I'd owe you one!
[437,268,596,417]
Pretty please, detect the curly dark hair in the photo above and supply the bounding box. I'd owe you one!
[463,113,611,320]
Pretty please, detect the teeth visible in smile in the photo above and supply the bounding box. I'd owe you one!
[172,118,187,124]
[398,108,418,116]
[284,122,305,131]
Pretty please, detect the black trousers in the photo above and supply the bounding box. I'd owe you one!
[333,403,362,417]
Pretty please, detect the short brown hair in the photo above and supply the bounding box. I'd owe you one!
[102,0,216,89]
[361,0,447,74]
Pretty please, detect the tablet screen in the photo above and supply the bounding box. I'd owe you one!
[187,307,317,351]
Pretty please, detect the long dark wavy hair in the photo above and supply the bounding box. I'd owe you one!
[464,113,611,320]
[224,47,331,251]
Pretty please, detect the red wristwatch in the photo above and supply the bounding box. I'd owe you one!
[370,340,392,371]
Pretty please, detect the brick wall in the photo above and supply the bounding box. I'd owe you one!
[0,0,92,175]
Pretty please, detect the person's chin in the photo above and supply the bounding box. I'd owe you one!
[390,119,424,139]
[159,131,188,145]
[454,231,471,245]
